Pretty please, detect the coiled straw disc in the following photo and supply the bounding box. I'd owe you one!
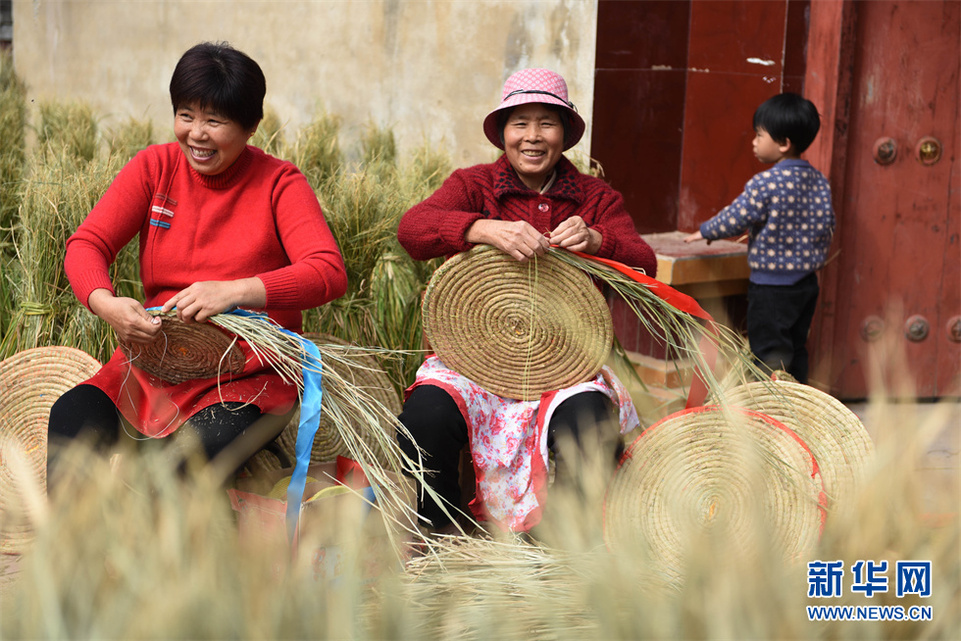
[0,346,101,553]
[247,334,402,473]
[119,316,245,384]
[604,406,826,585]
[716,380,874,516]
[423,245,613,400]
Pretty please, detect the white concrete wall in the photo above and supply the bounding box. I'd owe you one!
[12,0,598,166]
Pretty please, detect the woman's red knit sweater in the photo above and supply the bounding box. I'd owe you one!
[397,154,656,276]
[63,143,346,435]
[66,143,346,332]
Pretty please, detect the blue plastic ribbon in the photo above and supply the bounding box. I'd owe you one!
[221,309,323,543]
[283,334,323,543]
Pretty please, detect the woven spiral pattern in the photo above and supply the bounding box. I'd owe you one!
[119,317,245,384]
[604,406,826,585]
[247,334,402,473]
[0,346,101,553]
[423,245,613,400]
[717,380,874,516]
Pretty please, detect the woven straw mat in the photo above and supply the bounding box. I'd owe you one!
[0,346,101,553]
[422,245,613,401]
[604,406,827,585]
[246,334,402,473]
[119,316,245,384]
[715,380,874,516]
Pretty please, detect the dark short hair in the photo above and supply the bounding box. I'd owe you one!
[496,103,571,147]
[753,93,821,153]
[169,42,265,131]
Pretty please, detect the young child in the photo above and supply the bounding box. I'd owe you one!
[684,93,835,384]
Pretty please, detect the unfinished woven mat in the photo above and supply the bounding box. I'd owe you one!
[715,380,874,516]
[247,334,402,472]
[0,346,101,553]
[604,406,826,585]
[423,245,613,400]
[119,315,245,384]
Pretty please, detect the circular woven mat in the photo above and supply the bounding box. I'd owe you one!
[119,316,245,384]
[716,380,874,516]
[604,406,826,584]
[0,346,101,553]
[247,334,402,473]
[422,245,613,400]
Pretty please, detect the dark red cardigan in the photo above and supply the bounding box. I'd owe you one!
[397,154,657,276]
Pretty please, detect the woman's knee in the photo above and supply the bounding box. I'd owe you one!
[549,392,616,443]
[397,385,468,457]
[48,384,121,448]
[178,402,285,461]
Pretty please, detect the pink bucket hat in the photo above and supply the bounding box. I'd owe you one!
[483,68,586,151]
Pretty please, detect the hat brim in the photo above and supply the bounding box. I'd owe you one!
[482,93,586,151]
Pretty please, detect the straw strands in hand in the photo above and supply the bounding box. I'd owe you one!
[194,310,434,544]
[116,309,429,546]
[262,334,403,467]
[547,247,768,397]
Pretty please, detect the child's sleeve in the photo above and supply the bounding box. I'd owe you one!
[699,175,767,241]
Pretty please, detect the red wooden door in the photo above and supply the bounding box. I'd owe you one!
[819,0,959,398]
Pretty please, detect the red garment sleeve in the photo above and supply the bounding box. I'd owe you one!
[583,180,657,277]
[257,167,347,309]
[64,153,153,309]
[397,169,486,260]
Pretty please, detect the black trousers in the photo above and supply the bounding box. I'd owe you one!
[47,384,291,479]
[746,273,820,384]
[396,384,620,530]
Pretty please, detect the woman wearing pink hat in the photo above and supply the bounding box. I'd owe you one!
[396,68,656,536]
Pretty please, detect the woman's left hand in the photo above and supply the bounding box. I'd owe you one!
[161,278,266,323]
[548,216,602,255]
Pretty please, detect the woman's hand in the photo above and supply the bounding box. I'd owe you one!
[466,219,550,262]
[161,278,267,323]
[549,216,602,255]
[88,289,162,345]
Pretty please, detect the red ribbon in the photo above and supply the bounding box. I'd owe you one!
[567,250,717,408]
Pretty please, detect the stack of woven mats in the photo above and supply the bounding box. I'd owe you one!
[603,379,875,585]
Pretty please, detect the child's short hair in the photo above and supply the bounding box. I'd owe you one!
[753,93,821,153]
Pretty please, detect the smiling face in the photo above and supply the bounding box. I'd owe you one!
[502,103,565,190]
[174,103,256,175]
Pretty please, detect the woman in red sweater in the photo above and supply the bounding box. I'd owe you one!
[396,68,657,535]
[48,42,346,480]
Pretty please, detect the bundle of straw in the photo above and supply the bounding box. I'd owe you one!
[399,534,602,638]
[194,309,444,551]
[267,333,403,467]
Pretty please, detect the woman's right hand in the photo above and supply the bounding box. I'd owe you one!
[88,289,162,345]
[466,219,550,261]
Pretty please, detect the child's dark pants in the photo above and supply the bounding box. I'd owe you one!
[747,272,820,384]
